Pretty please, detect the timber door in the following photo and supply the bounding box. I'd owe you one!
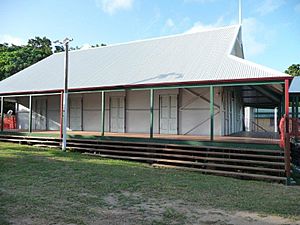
[159,95,178,134]
[69,96,82,131]
[110,96,125,133]
[34,99,47,130]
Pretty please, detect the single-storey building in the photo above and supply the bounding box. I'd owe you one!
[0,24,297,183]
[0,25,292,140]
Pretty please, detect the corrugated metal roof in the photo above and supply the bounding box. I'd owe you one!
[289,76,300,93]
[0,25,291,95]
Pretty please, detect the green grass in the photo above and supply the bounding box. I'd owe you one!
[0,142,299,224]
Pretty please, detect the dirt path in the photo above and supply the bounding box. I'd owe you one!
[86,191,300,225]
[7,191,300,225]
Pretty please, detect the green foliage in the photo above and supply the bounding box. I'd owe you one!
[54,45,65,53]
[0,37,52,81]
[91,43,107,47]
[285,64,300,77]
[0,37,108,82]
[54,43,107,53]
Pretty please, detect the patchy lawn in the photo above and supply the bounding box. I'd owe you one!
[0,142,300,225]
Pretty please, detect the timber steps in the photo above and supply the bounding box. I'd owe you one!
[0,134,287,183]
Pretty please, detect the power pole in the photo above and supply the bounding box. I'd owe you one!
[54,38,73,151]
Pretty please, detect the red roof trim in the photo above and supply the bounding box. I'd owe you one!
[0,76,291,96]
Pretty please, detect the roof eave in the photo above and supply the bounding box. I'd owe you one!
[0,76,290,97]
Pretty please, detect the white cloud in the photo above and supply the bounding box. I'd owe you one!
[160,17,191,35]
[95,0,134,14]
[256,0,286,15]
[243,17,267,57]
[185,16,226,34]
[165,18,175,29]
[0,34,25,45]
[295,3,300,13]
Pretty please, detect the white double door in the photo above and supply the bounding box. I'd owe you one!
[110,96,125,133]
[160,95,178,134]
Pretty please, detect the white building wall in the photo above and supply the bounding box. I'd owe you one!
[220,87,244,135]
[47,95,60,130]
[125,90,150,133]
[179,87,222,136]
[16,97,29,130]
[16,95,60,131]
[15,86,244,136]
[82,93,101,131]
[32,97,47,130]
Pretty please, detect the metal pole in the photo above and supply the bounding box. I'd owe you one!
[292,97,295,118]
[278,102,282,123]
[281,96,285,117]
[284,79,291,184]
[59,91,63,139]
[150,89,154,138]
[239,0,242,25]
[28,95,32,133]
[210,86,214,141]
[101,91,105,136]
[285,80,290,124]
[274,107,278,133]
[296,96,299,119]
[62,41,70,151]
[0,96,4,132]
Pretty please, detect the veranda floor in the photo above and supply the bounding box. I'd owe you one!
[0,130,280,145]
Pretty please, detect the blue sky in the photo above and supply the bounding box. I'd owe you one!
[0,0,299,72]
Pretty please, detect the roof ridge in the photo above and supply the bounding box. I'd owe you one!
[54,24,241,55]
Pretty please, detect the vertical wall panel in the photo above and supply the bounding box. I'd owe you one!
[82,93,101,131]
[47,95,60,130]
[178,87,222,136]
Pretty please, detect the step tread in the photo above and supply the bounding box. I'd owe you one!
[0,138,59,144]
[69,138,281,153]
[0,135,59,141]
[76,146,285,167]
[66,142,283,159]
[83,153,286,181]
[152,164,286,181]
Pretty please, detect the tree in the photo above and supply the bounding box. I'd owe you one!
[0,37,53,114]
[0,36,53,81]
[54,43,107,53]
[91,43,107,47]
[54,45,65,53]
[285,64,300,77]
[0,37,107,80]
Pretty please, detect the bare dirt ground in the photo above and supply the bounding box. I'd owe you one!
[8,191,300,225]
[87,191,300,225]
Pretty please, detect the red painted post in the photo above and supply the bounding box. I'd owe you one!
[60,91,64,139]
[284,79,291,182]
[285,79,289,122]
